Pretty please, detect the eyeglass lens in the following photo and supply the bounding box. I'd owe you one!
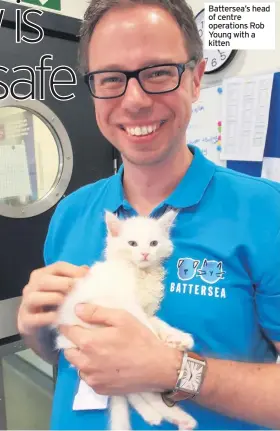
[89,65,180,97]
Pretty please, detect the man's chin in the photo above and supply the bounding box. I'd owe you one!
[121,150,169,167]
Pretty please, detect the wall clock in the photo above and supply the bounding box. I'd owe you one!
[195,8,238,74]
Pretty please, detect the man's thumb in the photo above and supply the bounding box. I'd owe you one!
[75,303,116,326]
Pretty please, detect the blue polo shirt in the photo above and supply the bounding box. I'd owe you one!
[44,145,280,430]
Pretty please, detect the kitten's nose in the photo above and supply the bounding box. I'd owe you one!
[141,252,149,260]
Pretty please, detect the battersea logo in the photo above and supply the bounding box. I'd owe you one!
[170,258,227,299]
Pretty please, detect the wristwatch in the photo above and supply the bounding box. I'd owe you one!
[162,351,207,407]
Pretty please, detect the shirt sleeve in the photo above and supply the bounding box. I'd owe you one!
[255,228,280,343]
[43,199,67,266]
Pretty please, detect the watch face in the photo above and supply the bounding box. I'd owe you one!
[195,8,237,74]
[179,358,204,393]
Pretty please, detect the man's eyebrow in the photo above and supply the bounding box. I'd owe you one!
[91,59,177,72]
[140,59,177,67]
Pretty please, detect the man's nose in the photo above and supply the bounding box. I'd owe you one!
[122,78,153,111]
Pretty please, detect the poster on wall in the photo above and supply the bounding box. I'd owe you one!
[220,73,274,162]
[187,73,280,185]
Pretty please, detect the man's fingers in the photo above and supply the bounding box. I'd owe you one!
[24,274,79,296]
[75,303,126,327]
[24,291,65,312]
[60,324,119,352]
[30,262,89,281]
[60,325,97,352]
[64,347,91,371]
[36,274,76,293]
[22,311,58,328]
[18,262,90,337]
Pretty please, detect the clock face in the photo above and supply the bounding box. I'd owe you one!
[195,9,237,74]
[179,359,204,393]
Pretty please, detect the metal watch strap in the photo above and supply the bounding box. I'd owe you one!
[162,351,207,407]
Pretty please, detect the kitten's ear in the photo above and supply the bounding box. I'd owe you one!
[105,211,122,237]
[158,209,178,232]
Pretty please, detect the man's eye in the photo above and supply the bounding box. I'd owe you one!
[151,70,171,78]
[101,76,122,84]
[128,241,138,247]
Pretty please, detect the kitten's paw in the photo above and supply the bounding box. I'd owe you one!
[165,332,194,351]
[56,334,76,350]
[127,393,163,426]
[141,409,162,426]
[178,417,197,430]
[110,420,131,430]
[166,407,197,430]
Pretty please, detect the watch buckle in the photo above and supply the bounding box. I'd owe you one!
[161,392,176,407]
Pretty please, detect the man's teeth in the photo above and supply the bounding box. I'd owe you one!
[125,124,159,136]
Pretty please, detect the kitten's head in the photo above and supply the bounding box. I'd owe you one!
[104,210,177,269]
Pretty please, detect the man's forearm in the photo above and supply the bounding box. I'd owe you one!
[196,357,280,428]
[23,327,58,365]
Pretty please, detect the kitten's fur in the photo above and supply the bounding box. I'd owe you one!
[55,210,196,430]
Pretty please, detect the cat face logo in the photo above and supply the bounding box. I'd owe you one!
[177,258,200,281]
[177,257,226,284]
[197,259,225,284]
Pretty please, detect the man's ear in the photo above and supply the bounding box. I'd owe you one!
[192,59,206,103]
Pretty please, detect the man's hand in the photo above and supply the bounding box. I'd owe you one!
[18,262,89,337]
[61,304,182,395]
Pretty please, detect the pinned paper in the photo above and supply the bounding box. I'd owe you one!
[220,74,274,161]
[187,86,226,167]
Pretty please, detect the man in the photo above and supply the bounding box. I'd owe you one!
[17,0,280,430]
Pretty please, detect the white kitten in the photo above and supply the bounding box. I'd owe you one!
[55,210,196,430]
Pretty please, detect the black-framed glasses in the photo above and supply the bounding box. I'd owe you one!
[84,58,197,99]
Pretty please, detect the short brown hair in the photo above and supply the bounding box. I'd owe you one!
[78,0,203,73]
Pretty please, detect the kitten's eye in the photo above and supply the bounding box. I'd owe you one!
[128,241,138,247]
[150,240,158,247]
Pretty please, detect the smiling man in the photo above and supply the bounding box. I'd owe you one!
[17,1,280,430]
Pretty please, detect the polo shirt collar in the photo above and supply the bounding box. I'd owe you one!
[104,145,216,212]
[165,145,216,208]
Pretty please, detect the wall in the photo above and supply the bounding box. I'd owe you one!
[190,0,280,88]
[4,0,279,82]
[56,0,280,85]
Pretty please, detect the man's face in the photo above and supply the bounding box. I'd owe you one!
[88,5,205,166]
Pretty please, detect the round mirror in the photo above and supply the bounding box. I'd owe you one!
[0,107,60,206]
[0,99,73,218]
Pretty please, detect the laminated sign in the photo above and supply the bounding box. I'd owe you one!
[21,0,61,11]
